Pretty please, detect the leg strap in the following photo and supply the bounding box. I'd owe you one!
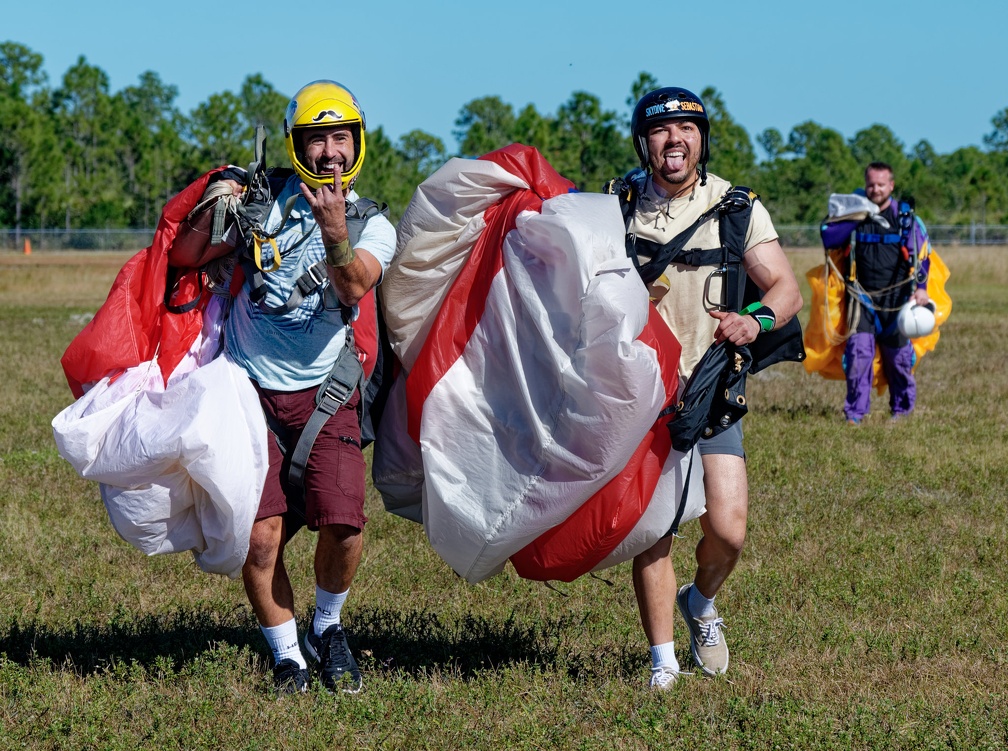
[668,448,696,538]
[286,342,364,490]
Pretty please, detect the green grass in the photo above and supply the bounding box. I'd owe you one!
[2,248,1007,750]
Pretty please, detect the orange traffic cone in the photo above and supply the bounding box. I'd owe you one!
[23,238,31,255]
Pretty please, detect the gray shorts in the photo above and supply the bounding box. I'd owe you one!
[697,419,745,458]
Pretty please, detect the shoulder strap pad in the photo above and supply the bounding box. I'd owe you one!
[345,196,390,249]
[716,186,758,216]
[604,168,646,229]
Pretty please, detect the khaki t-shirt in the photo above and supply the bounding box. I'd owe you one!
[630,173,778,380]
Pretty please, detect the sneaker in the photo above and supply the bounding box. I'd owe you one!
[676,583,729,677]
[305,624,362,694]
[649,665,679,690]
[272,658,311,695]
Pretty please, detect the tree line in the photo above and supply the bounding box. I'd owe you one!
[3,40,1008,235]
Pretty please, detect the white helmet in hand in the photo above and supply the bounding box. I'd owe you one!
[897,299,937,338]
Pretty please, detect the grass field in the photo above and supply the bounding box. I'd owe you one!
[1,246,1006,750]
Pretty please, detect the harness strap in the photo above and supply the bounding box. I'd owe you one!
[286,333,365,490]
[855,232,901,244]
[627,187,753,286]
[719,189,756,314]
[250,256,343,316]
[239,194,299,248]
[668,448,696,538]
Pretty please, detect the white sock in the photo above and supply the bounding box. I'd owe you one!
[261,619,306,668]
[688,583,717,619]
[650,641,679,673]
[312,585,349,636]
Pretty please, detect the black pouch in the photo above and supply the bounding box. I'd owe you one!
[667,341,752,453]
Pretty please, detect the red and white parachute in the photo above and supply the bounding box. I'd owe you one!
[52,167,387,578]
[52,170,262,578]
[373,145,706,584]
[52,297,266,578]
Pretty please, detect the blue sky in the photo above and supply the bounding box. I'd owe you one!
[6,0,1005,158]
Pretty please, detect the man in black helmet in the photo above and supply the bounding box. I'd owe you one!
[623,87,803,688]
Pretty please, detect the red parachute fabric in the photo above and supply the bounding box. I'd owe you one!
[60,169,379,397]
[60,170,222,398]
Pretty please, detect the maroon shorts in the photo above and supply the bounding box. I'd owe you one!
[253,382,368,534]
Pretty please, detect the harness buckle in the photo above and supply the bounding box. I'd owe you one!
[305,262,328,289]
[704,265,729,311]
[317,376,354,415]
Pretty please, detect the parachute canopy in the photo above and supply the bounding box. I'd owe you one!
[373,145,706,584]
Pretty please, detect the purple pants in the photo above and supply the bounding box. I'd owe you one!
[843,332,916,421]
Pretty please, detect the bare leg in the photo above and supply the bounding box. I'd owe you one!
[242,515,294,627]
[315,523,363,594]
[693,453,748,599]
[632,535,677,646]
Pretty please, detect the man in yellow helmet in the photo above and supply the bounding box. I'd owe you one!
[169,80,395,695]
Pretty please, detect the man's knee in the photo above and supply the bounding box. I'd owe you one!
[318,522,361,547]
[714,526,747,558]
[245,516,284,571]
[699,489,748,559]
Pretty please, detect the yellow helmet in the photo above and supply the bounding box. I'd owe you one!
[283,80,366,191]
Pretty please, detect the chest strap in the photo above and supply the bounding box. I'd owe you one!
[242,197,387,319]
[855,232,901,244]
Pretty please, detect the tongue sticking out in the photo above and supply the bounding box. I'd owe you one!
[663,152,686,173]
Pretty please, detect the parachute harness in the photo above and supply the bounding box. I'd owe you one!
[826,201,929,342]
[170,126,390,497]
[606,168,805,537]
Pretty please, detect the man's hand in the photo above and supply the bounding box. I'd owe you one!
[710,309,762,346]
[913,287,930,306]
[300,165,349,248]
[168,178,243,268]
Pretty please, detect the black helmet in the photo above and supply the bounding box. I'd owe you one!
[630,87,710,185]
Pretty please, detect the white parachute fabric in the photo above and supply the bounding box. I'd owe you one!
[826,193,880,221]
[52,297,266,578]
[381,157,530,372]
[374,149,706,584]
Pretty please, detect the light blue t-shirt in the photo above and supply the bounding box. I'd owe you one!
[225,176,396,390]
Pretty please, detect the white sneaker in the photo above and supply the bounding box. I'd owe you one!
[649,665,679,690]
[676,583,729,677]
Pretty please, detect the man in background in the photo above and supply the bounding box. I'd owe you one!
[841,162,931,424]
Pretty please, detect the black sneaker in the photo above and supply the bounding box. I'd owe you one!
[272,658,311,696]
[305,624,362,693]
